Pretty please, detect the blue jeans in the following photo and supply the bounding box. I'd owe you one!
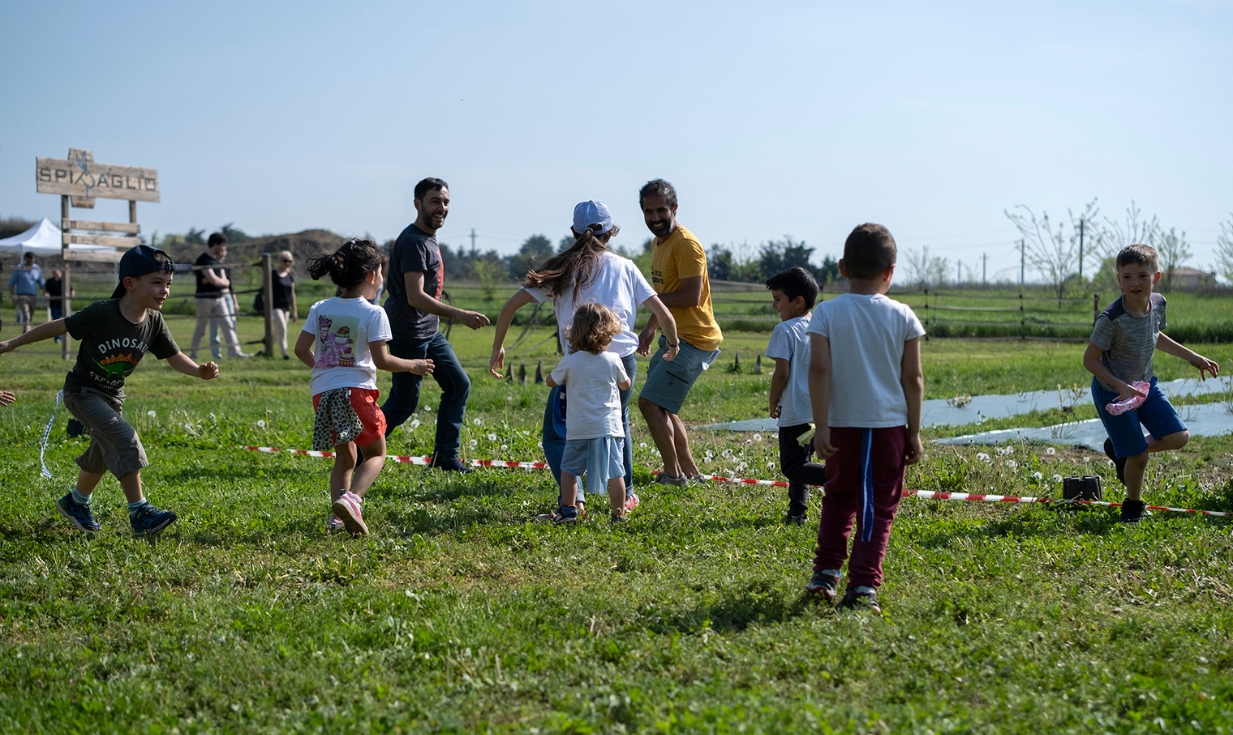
[382,332,471,459]
[543,352,638,499]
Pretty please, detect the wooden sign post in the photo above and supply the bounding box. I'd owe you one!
[35,148,159,358]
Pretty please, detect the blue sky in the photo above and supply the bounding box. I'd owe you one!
[2,1,1231,280]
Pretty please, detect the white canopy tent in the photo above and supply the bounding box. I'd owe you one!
[0,217,113,257]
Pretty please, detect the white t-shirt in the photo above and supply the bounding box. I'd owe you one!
[764,313,813,427]
[302,297,393,395]
[805,293,926,428]
[549,350,630,440]
[524,251,656,358]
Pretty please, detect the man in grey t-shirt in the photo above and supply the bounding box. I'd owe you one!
[381,178,489,472]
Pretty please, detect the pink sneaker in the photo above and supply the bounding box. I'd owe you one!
[331,491,368,536]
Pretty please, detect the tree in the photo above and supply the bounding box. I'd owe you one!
[1155,227,1191,292]
[507,234,555,279]
[184,227,206,245]
[1100,201,1159,288]
[220,222,251,244]
[757,236,815,279]
[557,234,575,254]
[1215,214,1233,284]
[1005,199,1099,300]
[902,246,949,290]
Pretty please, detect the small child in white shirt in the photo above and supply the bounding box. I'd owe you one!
[546,303,632,524]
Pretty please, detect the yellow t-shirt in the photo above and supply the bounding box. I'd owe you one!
[650,225,723,352]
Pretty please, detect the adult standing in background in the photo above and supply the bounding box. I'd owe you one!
[43,268,73,344]
[269,250,298,359]
[382,177,489,472]
[636,179,723,486]
[9,252,43,333]
[190,232,250,361]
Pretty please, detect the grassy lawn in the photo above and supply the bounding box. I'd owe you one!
[2,314,1232,733]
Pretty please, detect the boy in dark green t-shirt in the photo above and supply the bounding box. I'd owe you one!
[0,246,220,536]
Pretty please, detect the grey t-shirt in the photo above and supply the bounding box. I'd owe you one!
[64,299,180,401]
[384,223,443,341]
[1090,293,1166,392]
[765,313,813,427]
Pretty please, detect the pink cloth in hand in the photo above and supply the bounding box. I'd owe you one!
[1105,381,1151,416]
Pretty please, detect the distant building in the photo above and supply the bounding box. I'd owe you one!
[1168,267,1216,291]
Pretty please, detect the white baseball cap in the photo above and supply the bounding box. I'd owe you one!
[572,200,614,235]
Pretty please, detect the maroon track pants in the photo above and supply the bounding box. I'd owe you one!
[811,426,906,590]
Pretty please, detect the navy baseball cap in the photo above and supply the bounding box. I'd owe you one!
[111,245,189,299]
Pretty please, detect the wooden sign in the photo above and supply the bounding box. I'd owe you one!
[66,149,96,208]
[36,149,159,202]
[65,249,125,264]
[63,219,140,234]
[63,233,141,249]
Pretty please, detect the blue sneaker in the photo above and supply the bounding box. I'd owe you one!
[56,493,101,532]
[130,503,177,536]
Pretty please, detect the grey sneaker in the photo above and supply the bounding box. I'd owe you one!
[56,493,101,532]
[836,589,881,614]
[655,473,689,488]
[806,571,840,602]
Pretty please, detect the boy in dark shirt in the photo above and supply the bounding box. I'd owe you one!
[0,246,220,536]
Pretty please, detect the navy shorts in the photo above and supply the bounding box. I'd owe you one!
[1091,376,1187,458]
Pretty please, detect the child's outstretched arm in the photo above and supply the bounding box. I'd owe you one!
[900,337,924,465]
[0,319,68,355]
[294,331,316,369]
[490,290,536,378]
[1083,342,1148,402]
[1157,333,1219,380]
[642,295,679,362]
[166,352,220,380]
[807,334,836,460]
[370,341,433,375]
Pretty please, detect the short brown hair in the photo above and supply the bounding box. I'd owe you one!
[566,302,623,355]
[842,223,897,280]
[1116,244,1159,272]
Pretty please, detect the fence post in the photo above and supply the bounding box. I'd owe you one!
[1020,292,1025,340]
[1092,293,1099,325]
[262,253,275,357]
[923,288,929,330]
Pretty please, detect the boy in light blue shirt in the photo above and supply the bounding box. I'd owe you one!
[765,267,827,524]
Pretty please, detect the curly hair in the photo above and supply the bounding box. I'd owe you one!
[306,238,383,288]
[566,302,623,355]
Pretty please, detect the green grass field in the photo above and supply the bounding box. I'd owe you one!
[2,314,1232,733]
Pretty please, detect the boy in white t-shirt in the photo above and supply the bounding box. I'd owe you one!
[545,303,632,524]
[804,224,925,614]
[764,267,827,525]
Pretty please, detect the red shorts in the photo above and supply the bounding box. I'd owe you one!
[312,388,386,447]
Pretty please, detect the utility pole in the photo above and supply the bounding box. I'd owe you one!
[957,259,962,286]
[1020,238,1026,292]
[982,253,987,285]
[470,228,477,254]
[1077,218,1085,282]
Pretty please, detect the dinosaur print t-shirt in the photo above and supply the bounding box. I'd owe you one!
[302,296,393,396]
[63,299,180,401]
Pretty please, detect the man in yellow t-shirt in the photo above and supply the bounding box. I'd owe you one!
[636,179,723,487]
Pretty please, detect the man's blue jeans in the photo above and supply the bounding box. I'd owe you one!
[382,332,470,460]
[543,352,638,500]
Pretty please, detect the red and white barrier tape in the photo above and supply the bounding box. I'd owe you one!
[240,446,549,469]
[239,447,1231,518]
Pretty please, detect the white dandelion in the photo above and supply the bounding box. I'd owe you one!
[753,433,762,442]
[767,461,775,470]
[147,410,157,418]
[410,419,421,430]
[1032,471,1043,481]
[256,420,266,429]
[487,433,497,442]
[1006,459,1018,469]
[1053,474,1063,483]
[472,418,482,426]
[771,433,779,439]
[641,442,649,449]
[1045,447,1056,456]
[469,439,478,448]
[500,444,508,451]
[976,452,991,462]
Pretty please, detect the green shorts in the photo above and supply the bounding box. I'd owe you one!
[638,336,720,415]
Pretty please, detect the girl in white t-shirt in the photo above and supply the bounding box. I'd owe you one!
[545,303,632,523]
[488,201,679,516]
[294,239,433,536]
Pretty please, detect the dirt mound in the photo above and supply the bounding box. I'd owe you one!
[165,229,347,280]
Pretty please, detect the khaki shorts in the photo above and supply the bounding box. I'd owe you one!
[63,388,148,479]
[14,294,36,324]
